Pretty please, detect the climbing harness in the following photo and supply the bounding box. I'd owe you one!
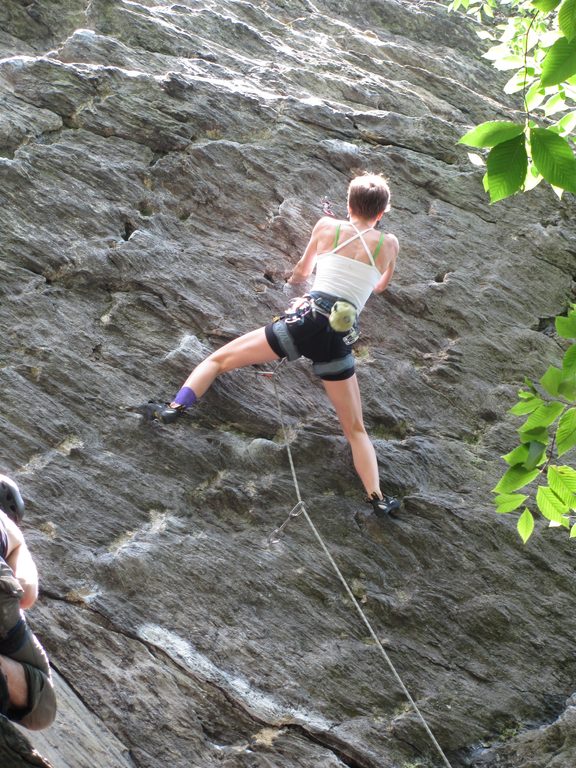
[281,293,360,345]
[284,296,313,326]
[257,362,454,768]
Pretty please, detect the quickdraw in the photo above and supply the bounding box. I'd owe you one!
[321,196,336,217]
[284,297,313,326]
[267,500,306,544]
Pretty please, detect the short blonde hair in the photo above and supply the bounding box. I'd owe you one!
[347,173,391,218]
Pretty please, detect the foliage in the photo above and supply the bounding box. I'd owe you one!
[493,305,576,542]
[448,0,576,202]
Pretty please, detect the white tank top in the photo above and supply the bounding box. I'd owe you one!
[311,225,382,312]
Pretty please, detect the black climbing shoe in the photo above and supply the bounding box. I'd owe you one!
[139,401,183,424]
[0,475,25,524]
[366,492,401,519]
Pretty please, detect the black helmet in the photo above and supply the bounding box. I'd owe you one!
[0,475,25,524]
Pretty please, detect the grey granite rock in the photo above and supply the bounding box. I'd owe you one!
[1,1,575,767]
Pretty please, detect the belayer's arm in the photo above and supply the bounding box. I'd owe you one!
[287,218,326,285]
[373,234,399,294]
[2,511,39,609]
[373,262,396,293]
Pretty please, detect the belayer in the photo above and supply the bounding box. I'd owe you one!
[0,475,57,730]
[145,172,400,517]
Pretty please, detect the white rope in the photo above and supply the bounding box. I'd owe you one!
[265,365,453,768]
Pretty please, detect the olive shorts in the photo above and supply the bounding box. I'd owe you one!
[0,559,56,730]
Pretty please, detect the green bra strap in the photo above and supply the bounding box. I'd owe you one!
[332,223,341,249]
[371,232,386,264]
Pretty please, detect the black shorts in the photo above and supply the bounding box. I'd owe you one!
[265,294,355,381]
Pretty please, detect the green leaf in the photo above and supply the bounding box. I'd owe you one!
[520,401,565,431]
[555,465,576,492]
[518,426,550,445]
[559,0,576,41]
[562,344,576,375]
[570,522,576,537]
[556,315,576,337]
[537,485,569,522]
[544,92,567,115]
[540,36,576,86]
[496,55,527,71]
[524,162,544,191]
[495,493,529,513]
[494,465,542,493]
[540,366,564,396]
[486,135,529,202]
[557,407,576,455]
[510,395,543,415]
[548,464,576,504]
[532,0,562,10]
[459,121,525,148]
[502,444,529,465]
[558,378,576,400]
[551,110,576,136]
[503,441,546,470]
[518,508,535,543]
[519,389,537,399]
[530,128,576,193]
[484,43,514,62]
[525,440,547,469]
[550,515,572,528]
[504,70,533,94]
[525,81,547,110]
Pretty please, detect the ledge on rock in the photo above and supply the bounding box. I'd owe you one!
[0,717,53,768]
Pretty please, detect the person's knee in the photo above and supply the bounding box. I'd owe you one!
[23,689,57,730]
[0,657,56,730]
[206,350,229,376]
[17,663,57,730]
[0,654,28,712]
[343,420,368,444]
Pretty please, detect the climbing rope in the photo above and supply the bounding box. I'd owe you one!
[257,362,454,768]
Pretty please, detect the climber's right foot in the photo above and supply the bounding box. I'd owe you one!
[139,401,183,424]
[366,492,401,519]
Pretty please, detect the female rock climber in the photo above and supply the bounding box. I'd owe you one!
[145,172,400,517]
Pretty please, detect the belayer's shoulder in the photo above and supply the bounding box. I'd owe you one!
[383,232,399,251]
[315,215,340,226]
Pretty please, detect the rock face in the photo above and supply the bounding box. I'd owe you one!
[1,1,575,766]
